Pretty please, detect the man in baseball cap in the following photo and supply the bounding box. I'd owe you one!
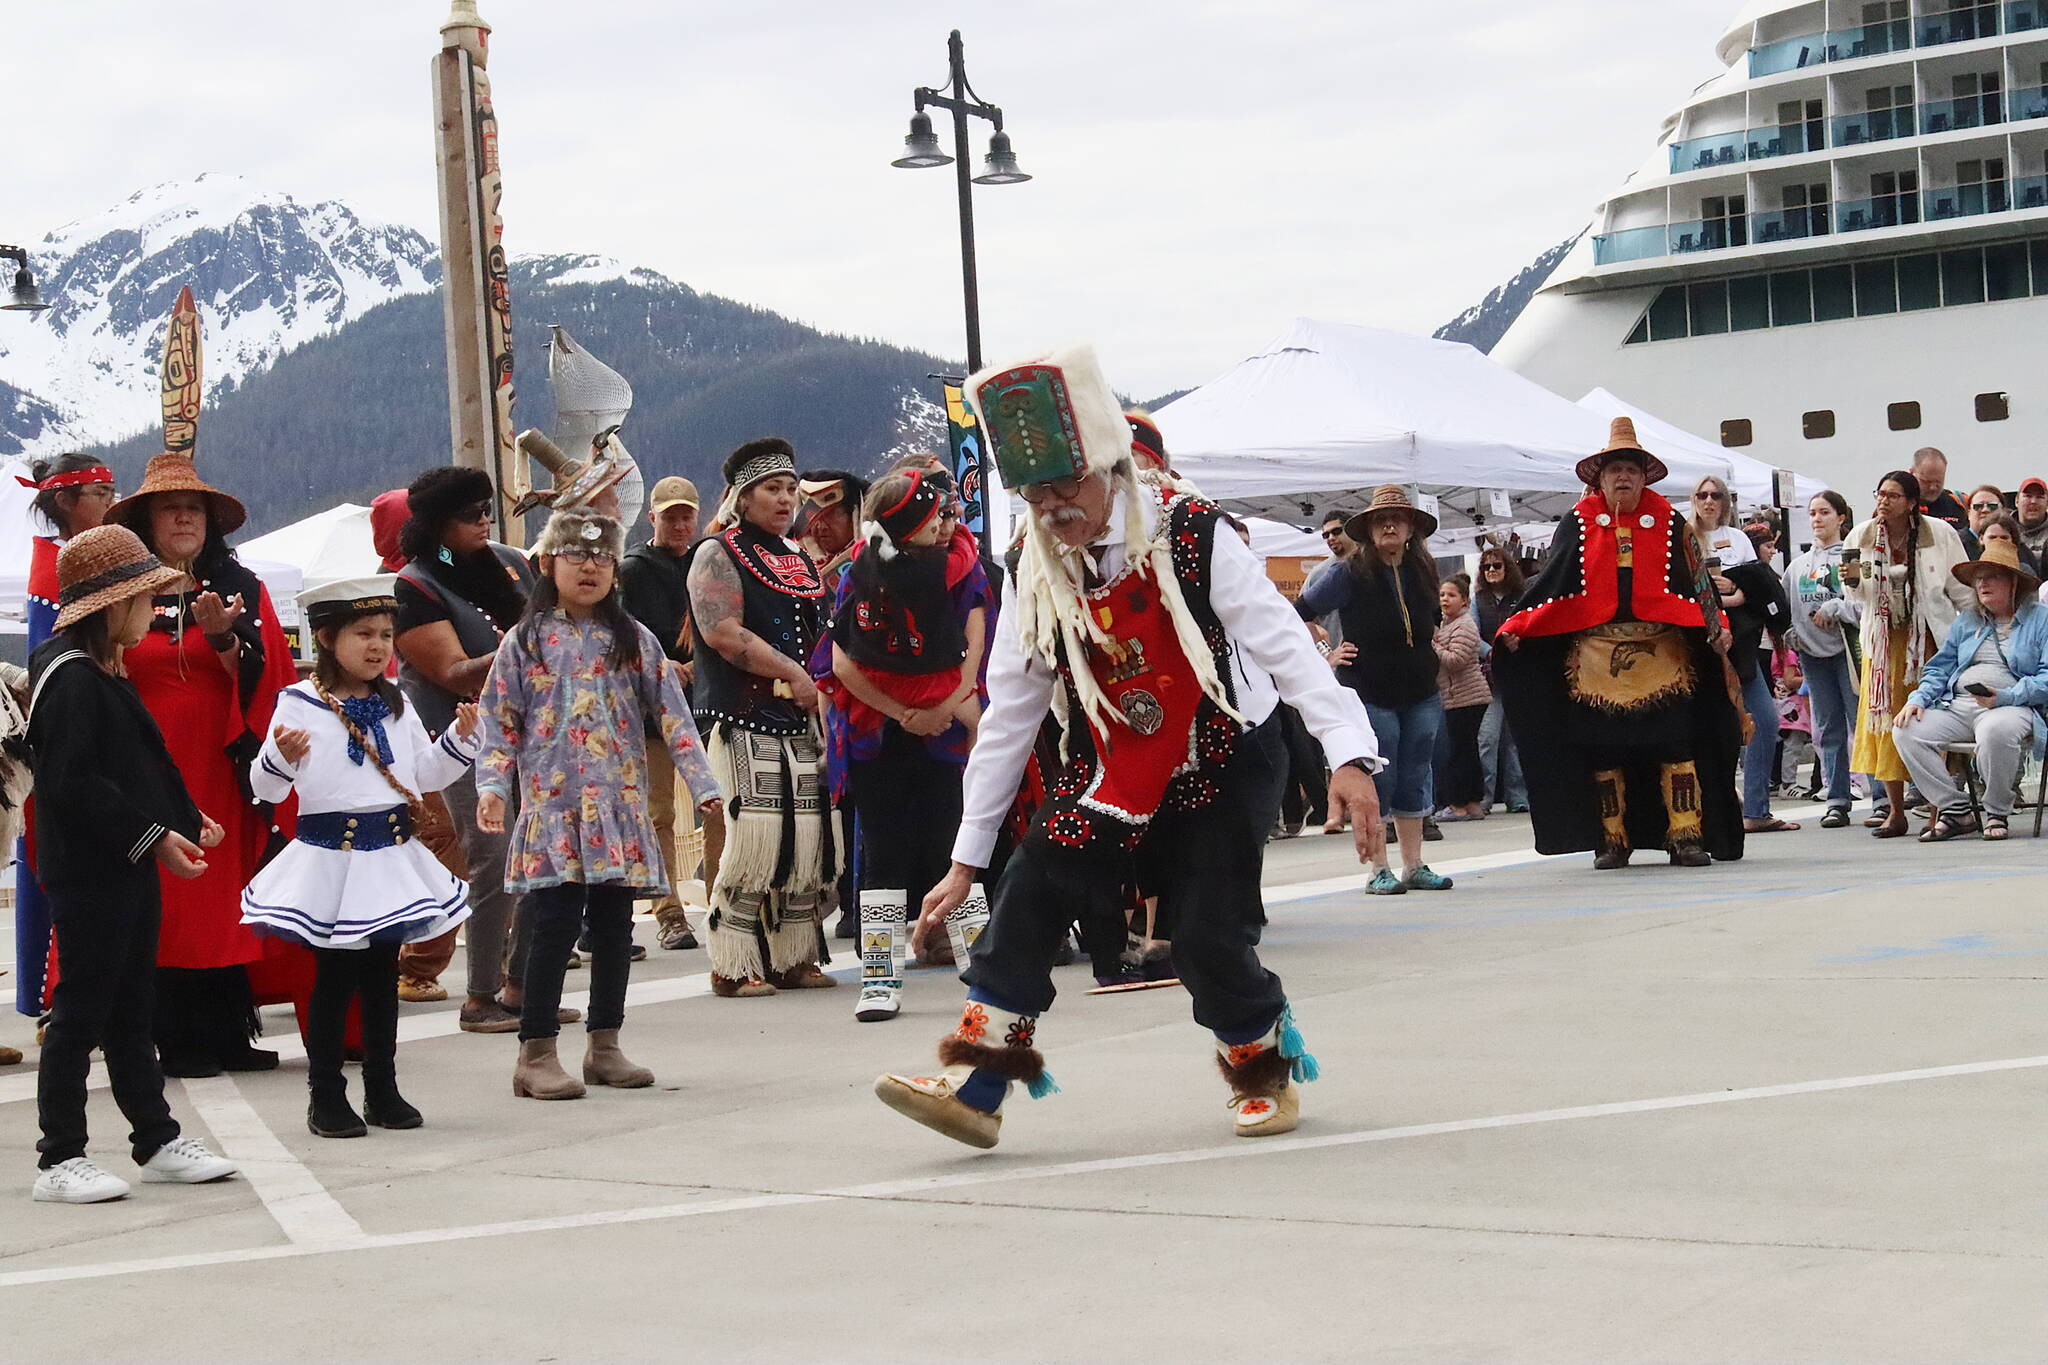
[621,475,707,952]
[2016,477,2048,565]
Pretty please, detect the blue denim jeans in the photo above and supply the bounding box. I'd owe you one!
[1797,650,1858,809]
[1740,665,1779,820]
[1477,693,1526,809]
[1363,695,1443,819]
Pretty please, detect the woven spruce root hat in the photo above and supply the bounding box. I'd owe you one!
[1344,485,1439,543]
[1952,536,2043,596]
[106,453,247,537]
[1575,416,1669,488]
[53,524,185,632]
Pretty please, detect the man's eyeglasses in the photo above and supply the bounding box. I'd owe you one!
[555,547,616,567]
[1971,501,2001,513]
[1320,528,1345,541]
[1020,474,1089,505]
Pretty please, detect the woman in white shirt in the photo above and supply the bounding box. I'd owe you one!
[1689,475,1755,567]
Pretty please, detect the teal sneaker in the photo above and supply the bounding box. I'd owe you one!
[1366,868,1407,895]
[1405,865,1453,891]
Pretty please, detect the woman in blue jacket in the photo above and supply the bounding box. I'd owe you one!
[1891,540,2048,841]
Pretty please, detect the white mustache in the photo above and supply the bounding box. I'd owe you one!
[1046,506,1088,526]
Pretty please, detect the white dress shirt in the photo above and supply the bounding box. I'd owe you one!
[951,504,1379,869]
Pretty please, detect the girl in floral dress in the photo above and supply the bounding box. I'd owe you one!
[477,511,722,1101]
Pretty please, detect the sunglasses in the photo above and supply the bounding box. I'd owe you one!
[1483,561,1506,571]
[1321,528,1346,540]
[555,547,616,567]
[1020,474,1089,504]
[1971,502,2001,512]
[1694,490,1726,501]
[456,500,494,523]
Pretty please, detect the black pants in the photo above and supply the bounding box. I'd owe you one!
[1276,704,1327,829]
[521,883,634,1041]
[308,944,400,1096]
[38,874,180,1169]
[850,725,963,901]
[154,964,258,1065]
[966,717,1290,1037]
[1441,703,1488,808]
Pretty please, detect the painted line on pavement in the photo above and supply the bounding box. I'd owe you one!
[3,1048,2038,1289]
[177,1076,363,1246]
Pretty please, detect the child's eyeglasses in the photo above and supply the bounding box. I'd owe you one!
[556,548,617,567]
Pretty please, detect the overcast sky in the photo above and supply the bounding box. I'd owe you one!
[13,0,1738,397]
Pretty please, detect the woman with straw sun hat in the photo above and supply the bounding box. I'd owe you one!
[24,524,241,1204]
[104,453,305,1077]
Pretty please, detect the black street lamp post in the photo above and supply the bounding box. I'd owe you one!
[0,246,49,313]
[891,29,1030,373]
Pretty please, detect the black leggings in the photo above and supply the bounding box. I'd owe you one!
[308,943,400,1093]
[850,725,963,900]
[521,883,635,1041]
[1441,703,1488,808]
[38,874,180,1169]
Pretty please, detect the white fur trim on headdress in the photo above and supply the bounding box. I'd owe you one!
[536,508,625,559]
[962,342,1131,490]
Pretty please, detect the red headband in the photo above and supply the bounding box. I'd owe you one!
[17,466,115,493]
[877,470,944,544]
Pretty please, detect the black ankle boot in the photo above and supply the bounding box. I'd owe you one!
[362,1077,423,1130]
[307,1085,368,1139]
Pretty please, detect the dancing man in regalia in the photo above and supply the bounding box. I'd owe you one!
[874,345,1383,1149]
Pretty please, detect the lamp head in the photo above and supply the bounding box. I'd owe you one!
[972,130,1032,185]
[891,111,953,169]
[3,265,47,313]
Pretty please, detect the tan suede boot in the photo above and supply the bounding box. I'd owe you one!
[582,1029,655,1088]
[512,1038,586,1100]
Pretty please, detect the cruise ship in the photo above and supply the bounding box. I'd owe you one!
[1495,0,2048,499]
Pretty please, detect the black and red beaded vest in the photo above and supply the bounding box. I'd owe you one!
[1027,494,1242,864]
[693,522,828,736]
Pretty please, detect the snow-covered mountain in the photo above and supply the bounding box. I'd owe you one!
[0,174,441,457]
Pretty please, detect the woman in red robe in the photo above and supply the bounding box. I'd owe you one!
[105,455,304,1076]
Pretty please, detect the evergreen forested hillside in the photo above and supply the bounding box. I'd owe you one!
[90,262,955,536]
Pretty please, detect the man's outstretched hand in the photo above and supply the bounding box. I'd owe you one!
[913,862,977,958]
[1328,762,1386,866]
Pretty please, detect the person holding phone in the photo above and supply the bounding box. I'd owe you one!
[1890,540,2048,841]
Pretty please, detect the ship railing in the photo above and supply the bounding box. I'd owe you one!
[1833,192,1923,234]
[1920,93,2005,136]
[1832,105,1917,146]
[1669,129,1747,173]
[1917,2,2001,47]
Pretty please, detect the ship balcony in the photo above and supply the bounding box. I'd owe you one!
[1666,87,2048,182]
[1592,182,2045,265]
[1747,3,2040,78]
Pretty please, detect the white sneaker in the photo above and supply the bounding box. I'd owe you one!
[138,1136,238,1185]
[32,1156,131,1204]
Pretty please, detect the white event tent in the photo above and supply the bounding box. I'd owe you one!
[1153,320,1735,541]
[236,502,379,583]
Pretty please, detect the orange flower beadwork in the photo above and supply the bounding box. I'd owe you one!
[1225,1041,1269,1068]
[955,1003,990,1043]
[1239,1098,1274,1117]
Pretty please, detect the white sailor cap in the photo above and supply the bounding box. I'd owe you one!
[300,574,401,627]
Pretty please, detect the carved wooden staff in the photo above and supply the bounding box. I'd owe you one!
[161,286,202,457]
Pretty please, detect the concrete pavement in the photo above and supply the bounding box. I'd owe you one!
[0,810,2040,1362]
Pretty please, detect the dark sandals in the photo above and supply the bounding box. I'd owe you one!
[1983,815,2010,842]
[1918,811,1980,843]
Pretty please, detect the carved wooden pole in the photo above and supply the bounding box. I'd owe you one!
[433,0,520,541]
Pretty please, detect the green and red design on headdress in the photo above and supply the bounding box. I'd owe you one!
[964,343,1131,493]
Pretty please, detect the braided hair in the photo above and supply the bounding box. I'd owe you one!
[1878,469,1923,616]
[309,673,424,819]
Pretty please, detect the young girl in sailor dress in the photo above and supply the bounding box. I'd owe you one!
[240,577,482,1139]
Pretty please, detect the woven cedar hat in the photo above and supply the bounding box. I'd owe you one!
[53,525,185,632]
[1953,536,2043,596]
[1344,484,1438,543]
[1575,417,1669,488]
[106,453,247,537]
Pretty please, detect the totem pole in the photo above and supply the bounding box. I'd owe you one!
[160,285,203,457]
[432,0,519,540]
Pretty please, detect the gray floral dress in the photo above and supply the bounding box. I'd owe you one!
[478,611,719,893]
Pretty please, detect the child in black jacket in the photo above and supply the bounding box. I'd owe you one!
[25,525,240,1204]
